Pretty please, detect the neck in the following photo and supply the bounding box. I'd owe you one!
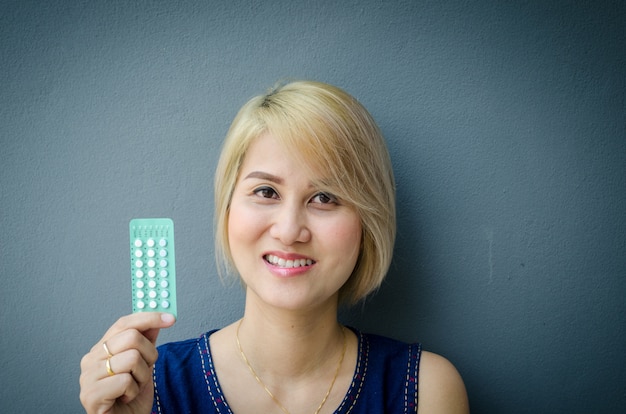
[237,290,345,380]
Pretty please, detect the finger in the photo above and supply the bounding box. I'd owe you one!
[101,328,160,366]
[80,350,153,410]
[103,349,154,387]
[102,312,176,345]
[80,372,142,412]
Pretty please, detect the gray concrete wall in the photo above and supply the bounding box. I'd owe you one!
[1,1,624,412]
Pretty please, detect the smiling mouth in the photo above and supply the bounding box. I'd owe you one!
[264,254,315,268]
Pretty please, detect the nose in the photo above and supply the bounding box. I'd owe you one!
[269,203,311,245]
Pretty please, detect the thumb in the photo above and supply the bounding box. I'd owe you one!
[143,313,176,344]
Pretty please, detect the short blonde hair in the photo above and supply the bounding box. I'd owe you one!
[214,80,395,304]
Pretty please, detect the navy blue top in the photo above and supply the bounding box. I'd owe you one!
[152,328,422,413]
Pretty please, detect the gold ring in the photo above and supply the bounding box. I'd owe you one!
[105,357,115,376]
[103,342,113,358]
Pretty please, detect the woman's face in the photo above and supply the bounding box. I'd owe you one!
[227,133,362,311]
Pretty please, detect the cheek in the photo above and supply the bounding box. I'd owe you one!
[325,217,362,260]
[227,202,265,253]
[227,205,247,247]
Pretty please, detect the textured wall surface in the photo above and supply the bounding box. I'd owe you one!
[1,1,624,412]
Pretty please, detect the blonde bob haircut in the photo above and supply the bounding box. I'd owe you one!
[214,80,396,304]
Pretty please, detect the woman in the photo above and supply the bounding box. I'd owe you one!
[79,80,469,413]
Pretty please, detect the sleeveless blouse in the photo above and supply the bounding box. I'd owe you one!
[152,328,422,413]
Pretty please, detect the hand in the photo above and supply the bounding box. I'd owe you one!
[79,312,176,414]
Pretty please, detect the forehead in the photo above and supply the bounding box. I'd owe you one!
[237,133,328,184]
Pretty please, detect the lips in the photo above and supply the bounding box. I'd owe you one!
[264,254,315,269]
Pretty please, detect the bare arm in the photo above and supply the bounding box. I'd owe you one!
[417,351,469,414]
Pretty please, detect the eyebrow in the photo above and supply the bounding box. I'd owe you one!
[243,171,320,190]
[244,171,284,184]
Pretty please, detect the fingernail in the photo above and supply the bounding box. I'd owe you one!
[161,313,176,324]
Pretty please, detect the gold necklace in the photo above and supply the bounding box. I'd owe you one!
[236,319,347,414]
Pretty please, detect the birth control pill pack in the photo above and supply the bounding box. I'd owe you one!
[129,218,177,317]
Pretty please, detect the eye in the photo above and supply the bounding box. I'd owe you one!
[310,192,337,205]
[253,186,279,199]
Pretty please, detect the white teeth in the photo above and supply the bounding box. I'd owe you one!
[265,254,313,268]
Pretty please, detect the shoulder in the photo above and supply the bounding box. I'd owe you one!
[152,331,222,413]
[157,335,202,351]
[155,330,218,369]
[357,330,422,373]
[359,330,419,355]
[417,351,469,414]
[157,334,202,356]
[359,331,468,413]
[157,330,219,351]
